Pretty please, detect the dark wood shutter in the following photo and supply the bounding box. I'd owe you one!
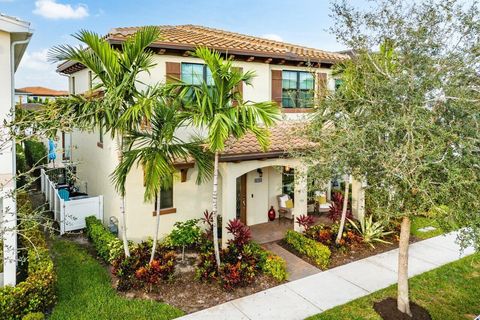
[166,62,181,83]
[271,70,282,107]
[233,67,243,106]
[317,72,327,100]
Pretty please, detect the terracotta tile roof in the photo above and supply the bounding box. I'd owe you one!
[17,86,68,96]
[221,121,310,158]
[108,25,347,63]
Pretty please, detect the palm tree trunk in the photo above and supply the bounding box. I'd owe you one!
[150,188,161,263]
[336,175,350,244]
[212,151,221,268]
[119,136,130,257]
[397,216,412,316]
[120,196,130,257]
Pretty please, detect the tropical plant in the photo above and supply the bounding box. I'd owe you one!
[225,219,252,250]
[49,26,162,257]
[348,216,393,248]
[173,47,281,268]
[169,219,202,262]
[305,0,480,314]
[295,214,315,232]
[327,191,352,222]
[112,98,212,262]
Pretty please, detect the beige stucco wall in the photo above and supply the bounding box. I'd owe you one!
[0,31,12,177]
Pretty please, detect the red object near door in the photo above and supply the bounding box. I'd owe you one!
[268,206,276,221]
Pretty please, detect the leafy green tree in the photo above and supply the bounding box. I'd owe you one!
[173,47,281,268]
[305,0,480,315]
[169,219,202,262]
[112,97,212,262]
[49,27,161,257]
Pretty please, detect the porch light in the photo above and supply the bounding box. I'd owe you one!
[284,166,291,172]
[257,168,263,178]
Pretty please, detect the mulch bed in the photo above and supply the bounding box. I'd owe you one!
[118,270,278,314]
[278,234,420,270]
[67,233,280,314]
[374,298,432,320]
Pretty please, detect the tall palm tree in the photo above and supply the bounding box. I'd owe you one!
[112,96,212,262]
[49,26,161,257]
[173,47,281,268]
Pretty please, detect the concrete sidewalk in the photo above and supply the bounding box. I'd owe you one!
[178,231,475,320]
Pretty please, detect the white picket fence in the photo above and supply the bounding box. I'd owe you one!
[40,168,103,235]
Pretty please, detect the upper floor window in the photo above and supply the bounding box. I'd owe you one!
[335,79,343,91]
[282,71,314,108]
[181,63,213,85]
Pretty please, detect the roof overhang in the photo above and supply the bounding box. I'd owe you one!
[0,14,33,71]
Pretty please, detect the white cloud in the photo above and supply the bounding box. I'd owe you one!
[261,34,284,42]
[15,49,67,90]
[33,0,89,20]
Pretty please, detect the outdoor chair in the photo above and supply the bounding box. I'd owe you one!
[277,194,294,220]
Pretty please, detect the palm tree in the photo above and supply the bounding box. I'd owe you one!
[49,26,161,257]
[112,96,212,262]
[173,47,281,268]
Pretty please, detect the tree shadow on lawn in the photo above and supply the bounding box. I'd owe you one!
[49,239,184,320]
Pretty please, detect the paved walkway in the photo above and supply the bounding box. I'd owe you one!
[262,242,320,281]
[178,231,475,320]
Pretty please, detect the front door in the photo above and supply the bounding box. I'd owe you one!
[236,174,247,224]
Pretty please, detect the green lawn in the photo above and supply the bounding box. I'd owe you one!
[307,253,480,320]
[411,216,444,239]
[50,239,184,320]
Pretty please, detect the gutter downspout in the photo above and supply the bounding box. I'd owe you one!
[3,36,32,287]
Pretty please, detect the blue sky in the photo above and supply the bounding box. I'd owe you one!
[2,0,363,90]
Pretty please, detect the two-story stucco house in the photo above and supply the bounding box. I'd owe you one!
[55,25,365,246]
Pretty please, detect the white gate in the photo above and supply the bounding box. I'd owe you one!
[40,168,103,235]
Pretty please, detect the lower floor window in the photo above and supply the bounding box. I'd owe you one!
[154,183,174,210]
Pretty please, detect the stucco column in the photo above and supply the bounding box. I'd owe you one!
[351,177,365,220]
[293,165,308,232]
[219,163,236,248]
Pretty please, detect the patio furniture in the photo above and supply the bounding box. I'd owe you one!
[277,194,294,220]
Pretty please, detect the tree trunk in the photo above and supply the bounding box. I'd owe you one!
[336,175,350,244]
[212,151,221,269]
[120,196,130,257]
[150,188,161,263]
[119,136,130,257]
[397,216,412,316]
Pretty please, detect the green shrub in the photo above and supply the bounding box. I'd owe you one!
[263,255,288,281]
[22,312,45,320]
[169,219,201,261]
[24,139,47,169]
[85,216,123,262]
[0,212,56,320]
[236,242,288,281]
[285,230,331,269]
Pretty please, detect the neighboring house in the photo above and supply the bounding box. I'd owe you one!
[56,25,365,245]
[0,13,32,286]
[15,86,68,104]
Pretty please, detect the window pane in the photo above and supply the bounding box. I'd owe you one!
[282,71,297,89]
[298,91,314,108]
[206,67,214,86]
[160,187,173,209]
[282,90,296,108]
[299,72,314,90]
[181,63,204,85]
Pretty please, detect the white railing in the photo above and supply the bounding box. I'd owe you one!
[40,168,103,235]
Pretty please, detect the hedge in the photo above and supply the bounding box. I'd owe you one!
[285,230,331,269]
[85,216,123,263]
[23,139,47,170]
[244,242,288,281]
[0,219,56,319]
